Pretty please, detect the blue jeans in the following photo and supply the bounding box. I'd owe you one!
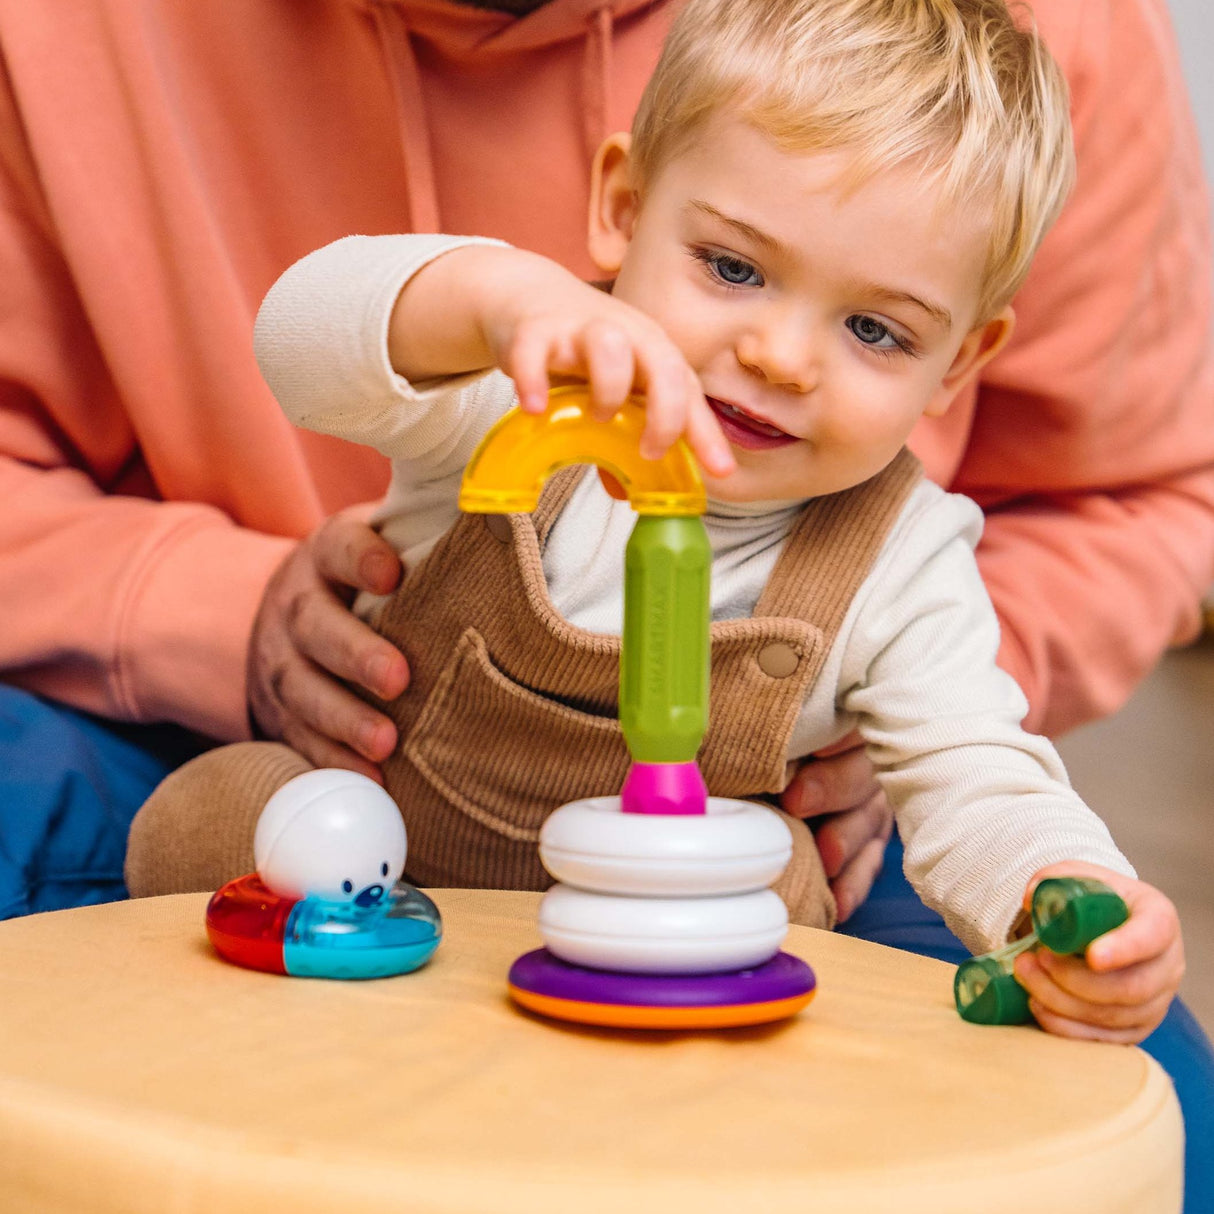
[840,831,1214,1214]
[0,684,209,919]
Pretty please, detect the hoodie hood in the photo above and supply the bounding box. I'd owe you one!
[363,0,666,233]
[366,0,660,57]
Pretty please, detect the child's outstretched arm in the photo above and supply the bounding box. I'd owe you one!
[387,244,735,479]
[1014,862,1185,1044]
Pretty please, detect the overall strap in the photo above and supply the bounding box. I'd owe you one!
[532,465,589,547]
[699,447,924,802]
[756,447,924,642]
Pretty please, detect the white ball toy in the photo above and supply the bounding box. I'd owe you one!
[538,885,788,974]
[539,796,793,897]
[254,769,407,903]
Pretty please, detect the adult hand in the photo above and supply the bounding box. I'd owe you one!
[781,732,892,922]
[247,508,410,782]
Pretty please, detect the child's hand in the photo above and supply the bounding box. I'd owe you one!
[393,245,735,479]
[481,248,735,478]
[1013,862,1185,1044]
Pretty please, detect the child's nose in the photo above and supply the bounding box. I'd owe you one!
[735,315,819,392]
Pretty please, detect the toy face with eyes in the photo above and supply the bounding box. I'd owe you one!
[253,769,408,904]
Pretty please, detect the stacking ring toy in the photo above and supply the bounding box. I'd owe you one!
[205,769,442,980]
[539,796,792,896]
[463,386,816,1029]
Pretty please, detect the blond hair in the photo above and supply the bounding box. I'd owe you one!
[631,0,1074,321]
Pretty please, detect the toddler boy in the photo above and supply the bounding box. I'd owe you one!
[139,0,1184,1043]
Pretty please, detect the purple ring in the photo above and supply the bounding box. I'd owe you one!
[508,948,815,1008]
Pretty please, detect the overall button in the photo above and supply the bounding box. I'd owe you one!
[484,515,513,543]
[757,642,799,679]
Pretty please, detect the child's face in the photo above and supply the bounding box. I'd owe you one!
[593,114,1012,503]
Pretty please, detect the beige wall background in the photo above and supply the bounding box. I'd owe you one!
[1169,0,1212,242]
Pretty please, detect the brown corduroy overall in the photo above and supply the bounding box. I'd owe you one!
[126,450,922,929]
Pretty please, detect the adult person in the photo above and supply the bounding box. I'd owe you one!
[0,0,1210,927]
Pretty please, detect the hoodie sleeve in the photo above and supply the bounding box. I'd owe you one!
[0,76,292,743]
[0,457,293,743]
[960,0,1214,737]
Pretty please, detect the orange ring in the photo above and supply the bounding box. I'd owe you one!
[508,984,815,1029]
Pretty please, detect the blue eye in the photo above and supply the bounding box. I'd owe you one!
[342,880,353,894]
[714,255,759,285]
[847,314,912,354]
[381,862,389,877]
[694,248,763,288]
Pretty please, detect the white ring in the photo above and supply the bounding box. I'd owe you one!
[539,796,792,896]
[538,885,788,973]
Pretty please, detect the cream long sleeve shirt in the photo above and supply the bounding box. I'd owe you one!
[255,233,1133,955]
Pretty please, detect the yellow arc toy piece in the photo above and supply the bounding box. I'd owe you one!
[458,383,706,517]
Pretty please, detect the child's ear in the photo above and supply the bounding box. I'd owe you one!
[588,132,639,275]
[924,306,1015,418]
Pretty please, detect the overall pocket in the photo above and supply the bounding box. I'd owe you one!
[403,628,630,846]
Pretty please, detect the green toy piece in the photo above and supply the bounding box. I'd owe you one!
[619,515,711,764]
[954,877,1129,1026]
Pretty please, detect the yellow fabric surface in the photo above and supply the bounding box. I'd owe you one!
[0,890,1182,1213]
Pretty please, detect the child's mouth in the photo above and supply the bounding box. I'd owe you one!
[706,398,798,451]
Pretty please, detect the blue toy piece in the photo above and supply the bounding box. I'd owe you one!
[282,883,442,979]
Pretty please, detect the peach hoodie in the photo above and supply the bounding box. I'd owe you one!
[0,0,1210,743]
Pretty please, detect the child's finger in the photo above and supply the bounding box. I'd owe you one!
[1015,949,1179,1035]
[505,326,559,413]
[1038,946,1184,1008]
[581,322,636,419]
[635,347,693,461]
[1029,951,1170,1019]
[684,379,736,478]
[1085,887,1181,972]
[1026,998,1168,1046]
